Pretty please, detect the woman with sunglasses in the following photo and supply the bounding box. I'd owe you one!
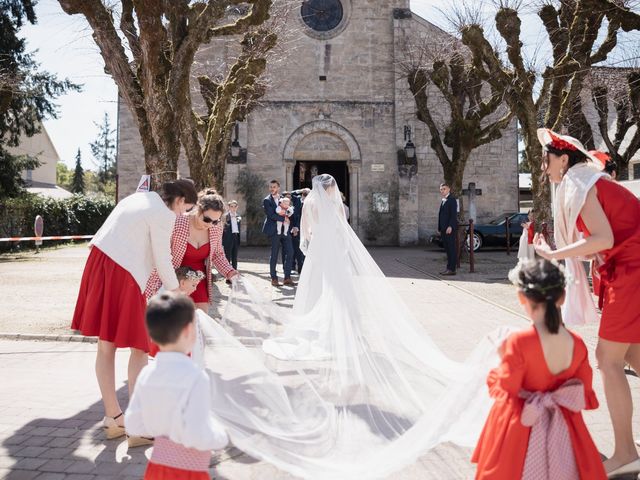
[146,189,238,312]
[533,128,640,478]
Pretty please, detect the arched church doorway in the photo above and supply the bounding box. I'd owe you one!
[293,161,349,205]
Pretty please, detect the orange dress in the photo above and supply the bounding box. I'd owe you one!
[472,327,606,480]
[576,178,640,342]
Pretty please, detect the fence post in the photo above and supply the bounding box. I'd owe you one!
[469,219,475,273]
[34,215,43,253]
[505,216,511,255]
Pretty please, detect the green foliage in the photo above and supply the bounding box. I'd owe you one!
[71,148,85,194]
[89,112,116,195]
[0,0,80,199]
[234,168,267,245]
[56,162,73,190]
[0,150,40,198]
[0,194,114,251]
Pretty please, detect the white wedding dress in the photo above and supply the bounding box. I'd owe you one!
[198,174,512,479]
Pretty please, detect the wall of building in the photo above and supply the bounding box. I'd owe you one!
[11,126,60,186]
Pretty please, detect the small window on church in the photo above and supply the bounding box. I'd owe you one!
[26,169,33,183]
[634,163,640,180]
[319,75,327,81]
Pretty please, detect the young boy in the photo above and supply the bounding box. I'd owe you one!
[126,292,228,479]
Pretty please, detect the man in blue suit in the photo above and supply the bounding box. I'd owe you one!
[263,180,294,286]
[438,182,458,276]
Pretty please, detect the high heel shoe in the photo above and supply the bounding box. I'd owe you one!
[127,435,154,448]
[102,412,125,440]
[607,458,640,478]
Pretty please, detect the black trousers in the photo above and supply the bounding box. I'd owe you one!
[290,233,305,273]
[223,233,240,270]
[442,230,457,272]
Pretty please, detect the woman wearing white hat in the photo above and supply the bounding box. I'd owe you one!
[534,128,640,477]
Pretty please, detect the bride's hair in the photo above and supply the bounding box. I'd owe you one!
[314,174,336,191]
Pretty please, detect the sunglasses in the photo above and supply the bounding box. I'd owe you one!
[202,215,220,225]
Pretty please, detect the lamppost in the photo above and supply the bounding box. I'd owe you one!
[399,125,417,178]
[403,125,415,160]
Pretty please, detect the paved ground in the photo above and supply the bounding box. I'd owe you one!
[0,245,638,479]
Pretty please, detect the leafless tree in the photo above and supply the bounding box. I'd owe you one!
[57,0,285,192]
[458,0,640,223]
[403,39,514,208]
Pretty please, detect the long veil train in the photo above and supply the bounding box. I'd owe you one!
[198,174,512,479]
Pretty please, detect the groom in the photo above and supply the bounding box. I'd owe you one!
[262,180,294,286]
[438,182,458,276]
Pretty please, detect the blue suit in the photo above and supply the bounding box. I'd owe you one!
[263,194,293,280]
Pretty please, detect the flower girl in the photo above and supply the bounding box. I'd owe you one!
[472,259,606,479]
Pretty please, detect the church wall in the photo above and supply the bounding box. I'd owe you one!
[116,0,518,246]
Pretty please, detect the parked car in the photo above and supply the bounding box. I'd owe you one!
[465,212,530,252]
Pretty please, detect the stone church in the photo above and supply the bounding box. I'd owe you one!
[116,0,518,245]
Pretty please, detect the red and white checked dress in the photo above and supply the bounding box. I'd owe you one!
[145,215,236,302]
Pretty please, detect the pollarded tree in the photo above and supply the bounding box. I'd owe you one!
[405,48,513,203]
[58,0,278,192]
[590,68,640,180]
[459,0,640,224]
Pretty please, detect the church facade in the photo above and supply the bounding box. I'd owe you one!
[116,0,518,245]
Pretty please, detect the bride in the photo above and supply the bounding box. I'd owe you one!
[199,174,508,479]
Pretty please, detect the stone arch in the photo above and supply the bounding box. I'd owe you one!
[283,120,361,163]
[283,120,362,234]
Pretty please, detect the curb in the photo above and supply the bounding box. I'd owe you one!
[0,332,98,343]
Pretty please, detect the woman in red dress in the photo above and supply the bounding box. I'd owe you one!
[72,179,198,443]
[473,260,606,480]
[146,189,238,312]
[534,129,640,477]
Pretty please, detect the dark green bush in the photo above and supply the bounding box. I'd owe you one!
[0,194,114,251]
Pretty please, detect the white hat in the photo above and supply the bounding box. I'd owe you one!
[536,128,600,164]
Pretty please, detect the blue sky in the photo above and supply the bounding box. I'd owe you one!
[20,1,637,169]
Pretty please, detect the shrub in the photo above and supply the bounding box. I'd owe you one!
[0,194,114,252]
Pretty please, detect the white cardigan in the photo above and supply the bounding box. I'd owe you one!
[90,191,179,292]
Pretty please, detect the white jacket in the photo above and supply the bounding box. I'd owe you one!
[90,191,179,292]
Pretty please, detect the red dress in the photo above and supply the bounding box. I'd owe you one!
[72,247,149,351]
[472,328,606,480]
[181,242,211,303]
[576,178,640,342]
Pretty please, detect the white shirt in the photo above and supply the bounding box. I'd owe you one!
[125,352,228,451]
[90,191,179,292]
[230,215,239,234]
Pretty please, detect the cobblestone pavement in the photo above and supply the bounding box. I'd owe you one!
[0,246,638,479]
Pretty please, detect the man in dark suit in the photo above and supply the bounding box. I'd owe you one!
[262,180,294,286]
[438,182,458,276]
[222,200,241,280]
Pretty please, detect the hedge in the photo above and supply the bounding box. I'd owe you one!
[0,194,115,251]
